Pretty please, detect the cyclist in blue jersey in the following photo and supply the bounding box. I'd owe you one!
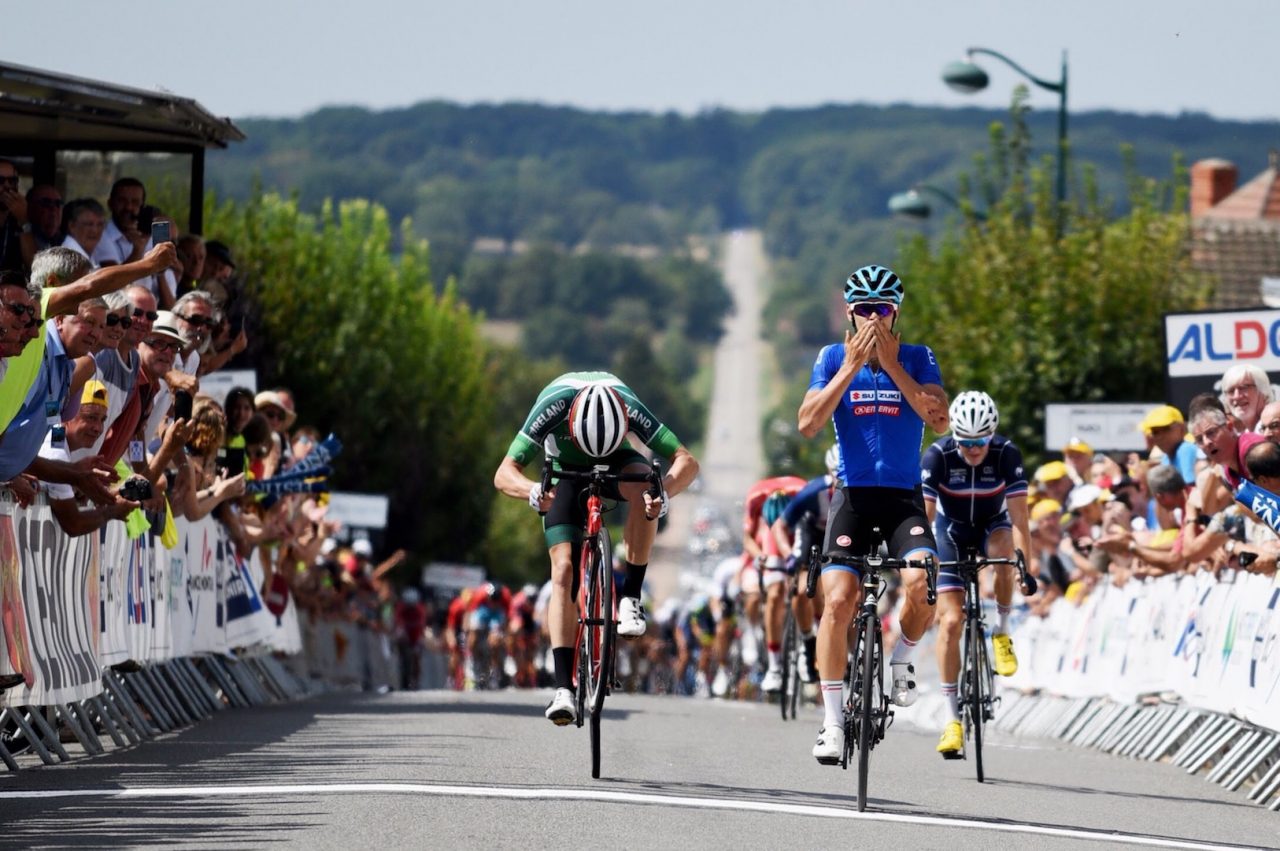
[770,443,842,683]
[920,390,1031,756]
[797,264,949,764]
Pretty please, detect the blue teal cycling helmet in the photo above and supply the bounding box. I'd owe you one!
[844,264,904,305]
[762,491,790,526]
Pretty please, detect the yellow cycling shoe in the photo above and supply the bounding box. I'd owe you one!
[937,719,963,757]
[992,633,1018,677]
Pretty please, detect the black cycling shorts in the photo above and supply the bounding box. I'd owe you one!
[543,452,646,547]
[821,485,938,576]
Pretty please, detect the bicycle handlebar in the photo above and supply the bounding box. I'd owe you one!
[537,458,665,519]
[806,547,939,605]
[937,548,1038,596]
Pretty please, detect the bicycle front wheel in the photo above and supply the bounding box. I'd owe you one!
[962,621,986,782]
[585,528,615,778]
[856,615,879,811]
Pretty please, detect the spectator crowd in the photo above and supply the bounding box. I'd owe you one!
[1023,363,1280,616]
[0,161,418,692]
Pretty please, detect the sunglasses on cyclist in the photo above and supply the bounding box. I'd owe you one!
[105,313,132,329]
[956,435,993,449]
[851,302,896,319]
[132,308,160,321]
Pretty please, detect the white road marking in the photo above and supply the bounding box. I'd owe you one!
[0,782,1257,850]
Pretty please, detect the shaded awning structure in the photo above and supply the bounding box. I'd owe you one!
[0,61,244,233]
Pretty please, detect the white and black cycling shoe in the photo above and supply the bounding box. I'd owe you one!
[617,597,646,639]
[890,662,918,707]
[812,725,844,765]
[545,688,576,726]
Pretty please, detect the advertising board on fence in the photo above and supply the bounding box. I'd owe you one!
[1164,308,1280,413]
[1009,571,1280,734]
[1044,403,1151,452]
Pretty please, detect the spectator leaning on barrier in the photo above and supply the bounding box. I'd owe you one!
[61,199,107,269]
[1220,364,1274,434]
[0,297,117,505]
[86,290,143,456]
[1191,405,1267,516]
[25,184,63,253]
[1033,461,1074,507]
[172,395,245,522]
[36,380,136,535]
[0,270,39,364]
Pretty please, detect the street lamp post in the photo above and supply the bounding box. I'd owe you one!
[887,184,986,221]
[942,47,1069,208]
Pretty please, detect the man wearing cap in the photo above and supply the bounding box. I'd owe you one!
[1033,461,1073,506]
[130,311,191,454]
[1063,437,1093,486]
[1142,405,1202,487]
[35,381,136,535]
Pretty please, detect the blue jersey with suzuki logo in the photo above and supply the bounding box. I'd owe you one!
[809,342,943,490]
[921,434,1028,524]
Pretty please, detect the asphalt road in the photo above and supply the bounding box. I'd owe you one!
[0,684,1275,850]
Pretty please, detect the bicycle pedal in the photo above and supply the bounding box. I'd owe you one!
[941,750,965,761]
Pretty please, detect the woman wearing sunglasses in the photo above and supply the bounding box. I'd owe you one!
[920,390,1032,758]
[797,263,950,764]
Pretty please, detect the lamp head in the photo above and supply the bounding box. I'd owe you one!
[942,60,989,94]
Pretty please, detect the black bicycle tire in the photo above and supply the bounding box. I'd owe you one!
[857,613,877,811]
[787,610,801,720]
[589,528,614,779]
[969,620,986,783]
[575,542,591,729]
[780,607,796,720]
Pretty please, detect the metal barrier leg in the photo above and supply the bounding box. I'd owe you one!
[1117,707,1171,757]
[1,706,57,765]
[24,707,70,762]
[1225,734,1280,792]
[142,668,190,726]
[178,659,225,712]
[1171,716,1229,767]
[1142,710,1200,761]
[104,672,157,737]
[1093,705,1142,751]
[123,672,173,731]
[200,658,249,708]
[0,734,19,771]
[1207,730,1263,784]
[1185,722,1244,775]
[57,703,102,756]
[1247,747,1280,803]
[84,697,128,748]
[231,659,271,704]
[160,663,209,720]
[1051,699,1093,740]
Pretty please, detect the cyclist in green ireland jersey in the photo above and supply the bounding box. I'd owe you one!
[495,372,700,725]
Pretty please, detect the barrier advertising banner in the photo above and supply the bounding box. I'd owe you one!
[1164,308,1280,413]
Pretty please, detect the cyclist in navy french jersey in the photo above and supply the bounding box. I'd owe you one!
[920,390,1031,757]
[770,444,842,684]
[797,264,949,764]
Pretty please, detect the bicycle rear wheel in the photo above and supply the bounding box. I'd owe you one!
[585,528,615,779]
[856,614,878,811]
[780,607,797,720]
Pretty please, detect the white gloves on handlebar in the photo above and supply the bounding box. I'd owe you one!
[528,482,544,511]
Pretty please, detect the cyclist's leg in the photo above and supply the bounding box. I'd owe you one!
[813,487,866,760]
[792,522,819,682]
[885,488,940,706]
[615,456,659,635]
[761,563,787,689]
[543,479,586,722]
[984,521,1019,675]
[933,518,968,751]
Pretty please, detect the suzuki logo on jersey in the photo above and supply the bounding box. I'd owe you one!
[851,388,903,416]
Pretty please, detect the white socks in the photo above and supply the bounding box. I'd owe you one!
[890,634,918,665]
[820,680,843,728]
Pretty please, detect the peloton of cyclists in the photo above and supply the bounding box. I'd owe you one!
[739,475,808,693]
[921,390,1031,757]
[797,264,950,764]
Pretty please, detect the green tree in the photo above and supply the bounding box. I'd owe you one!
[203,192,496,563]
[894,95,1211,459]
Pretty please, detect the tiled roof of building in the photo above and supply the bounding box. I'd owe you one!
[1190,218,1280,308]
[1202,152,1280,221]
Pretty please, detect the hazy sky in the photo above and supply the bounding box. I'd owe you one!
[11,0,1278,123]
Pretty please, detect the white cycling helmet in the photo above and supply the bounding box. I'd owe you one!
[949,391,999,439]
[568,382,630,457]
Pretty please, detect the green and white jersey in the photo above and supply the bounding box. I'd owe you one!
[506,371,682,468]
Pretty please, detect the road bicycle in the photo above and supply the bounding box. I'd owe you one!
[806,529,937,812]
[540,459,663,779]
[937,547,1036,782]
[779,569,803,720]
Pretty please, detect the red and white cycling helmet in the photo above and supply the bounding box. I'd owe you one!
[568,382,630,458]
